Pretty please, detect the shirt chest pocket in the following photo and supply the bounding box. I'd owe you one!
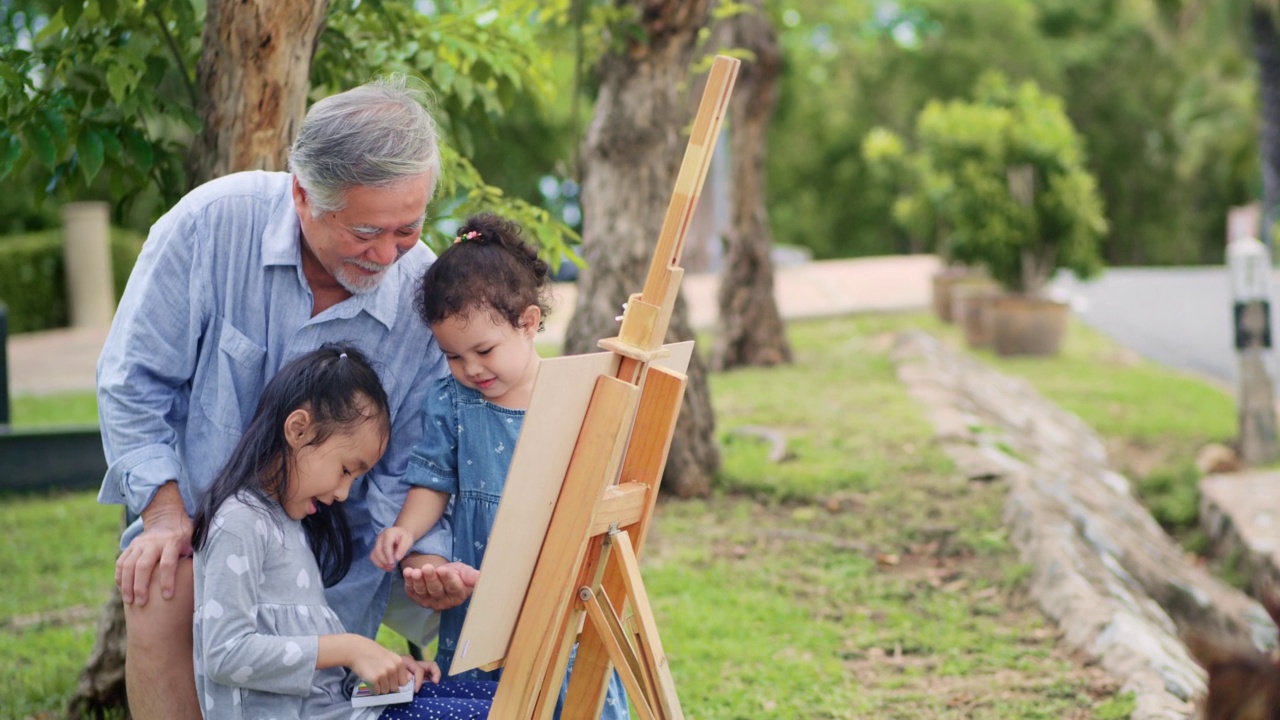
[196,319,267,434]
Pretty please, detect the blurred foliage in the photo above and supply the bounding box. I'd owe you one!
[0,0,1271,270]
[765,0,1258,265]
[0,226,143,333]
[867,73,1106,293]
[0,0,579,264]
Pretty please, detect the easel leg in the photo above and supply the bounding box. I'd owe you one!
[610,531,683,719]
[566,530,683,720]
[580,585,657,720]
[530,609,578,720]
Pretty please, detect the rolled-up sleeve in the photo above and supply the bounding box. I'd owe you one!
[372,353,452,559]
[96,206,207,517]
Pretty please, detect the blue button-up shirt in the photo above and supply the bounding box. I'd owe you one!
[96,170,449,638]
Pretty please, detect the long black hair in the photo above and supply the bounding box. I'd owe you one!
[191,343,391,587]
[417,212,553,330]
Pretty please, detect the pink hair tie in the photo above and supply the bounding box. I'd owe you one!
[454,230,480,244]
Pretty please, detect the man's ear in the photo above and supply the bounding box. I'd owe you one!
[291,176,311,217]
[284,408,314,451]
[519,305,542,336]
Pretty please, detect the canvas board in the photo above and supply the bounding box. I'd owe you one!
[449,342,693,674]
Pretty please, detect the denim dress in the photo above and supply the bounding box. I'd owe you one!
[405,376,630,720]
[405,375,523,682]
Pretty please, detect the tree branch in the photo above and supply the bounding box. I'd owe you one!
[151,7,199,112]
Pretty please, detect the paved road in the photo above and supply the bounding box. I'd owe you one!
[1055,267,1262,387]
[10,258,1268,395]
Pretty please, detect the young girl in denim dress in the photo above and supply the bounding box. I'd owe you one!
[372,213,629,719]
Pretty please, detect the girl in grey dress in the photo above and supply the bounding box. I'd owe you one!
[190,344,495,719]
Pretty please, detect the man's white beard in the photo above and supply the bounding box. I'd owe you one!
[336,259,388,295]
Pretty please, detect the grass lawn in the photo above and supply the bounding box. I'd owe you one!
[2,310,1231,718]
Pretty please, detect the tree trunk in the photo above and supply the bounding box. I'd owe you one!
[565,0,719,497]
[1253,6,1280,253]
[65,585,129,719]
[709,0,792,371]
[70,3,326,716]
[186,0,329,187]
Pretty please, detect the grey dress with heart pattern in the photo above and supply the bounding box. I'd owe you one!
[193,492,378,720]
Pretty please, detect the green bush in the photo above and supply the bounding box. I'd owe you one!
[0,228,145,334]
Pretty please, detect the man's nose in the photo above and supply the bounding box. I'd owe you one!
[366,237,399,266]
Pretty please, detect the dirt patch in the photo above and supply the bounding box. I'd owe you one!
[1106,437,1185,480]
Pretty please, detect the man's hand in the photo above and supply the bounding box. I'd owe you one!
[116,482,193,606]
[402,560,479,611]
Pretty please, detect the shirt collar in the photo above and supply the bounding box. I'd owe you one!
[261,178,302,268]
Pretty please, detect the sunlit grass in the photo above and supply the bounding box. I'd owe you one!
[1,312,1204,717]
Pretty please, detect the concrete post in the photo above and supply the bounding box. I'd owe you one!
[61,201,115,329]
[1228,236,1280,464]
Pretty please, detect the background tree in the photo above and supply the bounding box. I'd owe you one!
[187,0,329,184]
[564,0,721,497]
[1192,0,1280,251]
[708,0,792,370]
[1247,1,1280,251]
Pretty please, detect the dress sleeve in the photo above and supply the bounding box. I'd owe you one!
[197,503,320,696]
[404,376,458,557]
[404,377,461,495]
[96,204,209,516]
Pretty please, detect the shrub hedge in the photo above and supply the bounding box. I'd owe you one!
[0,228,146,334]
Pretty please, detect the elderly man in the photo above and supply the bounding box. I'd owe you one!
[97,76,454,719]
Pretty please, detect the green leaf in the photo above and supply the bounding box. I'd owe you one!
[452,76,475,110]
[432,62,457,92]
[124,129,154,173]
[0,134,21,180]
[25,123,57,168]
[98,0,119,22]
[106,64,132,106]
[63,0,85,27]
[100,129,123,160]
[0,63,24,90]
[36,9,68,41]
[41,107,69,146]
[77,130,105,183]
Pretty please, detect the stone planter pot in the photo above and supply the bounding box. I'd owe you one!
[951,282,999,349]
[991,294,1069,357]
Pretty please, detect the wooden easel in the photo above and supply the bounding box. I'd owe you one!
[450,55,739,719]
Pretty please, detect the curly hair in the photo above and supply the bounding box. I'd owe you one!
[416,212,553,331]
